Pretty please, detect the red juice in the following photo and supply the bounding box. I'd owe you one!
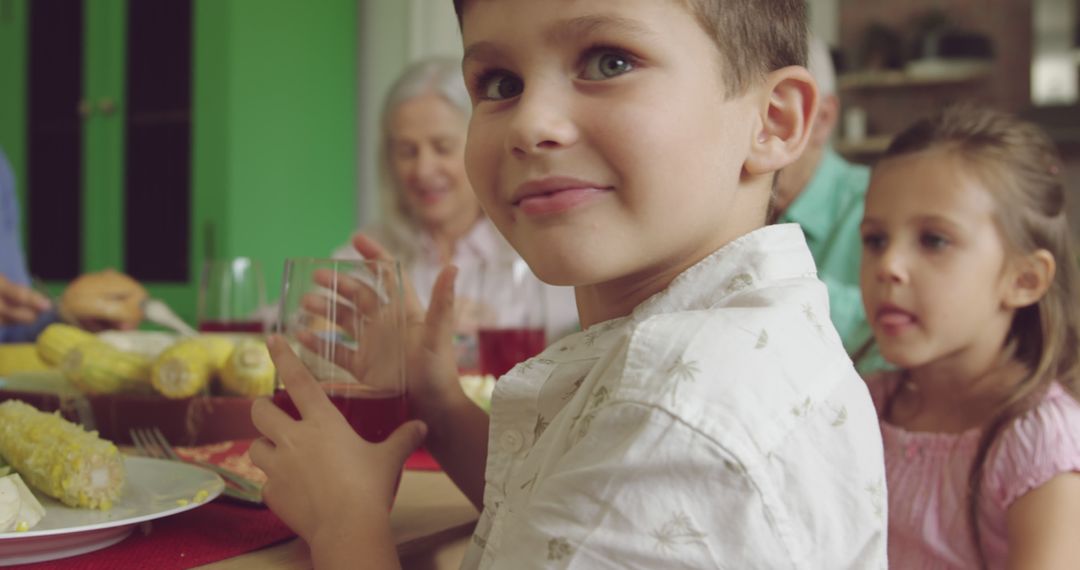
[272,384,408,443]
[199,320,264,334]
[477,327,546,378]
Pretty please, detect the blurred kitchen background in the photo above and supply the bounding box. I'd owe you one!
[0,0,1077,324]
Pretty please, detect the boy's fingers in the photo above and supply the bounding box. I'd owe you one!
[423,266,458,352]
[250,397,294,444]
[247,436,276,470]
[265,335,333,420]
[385,420,428,466]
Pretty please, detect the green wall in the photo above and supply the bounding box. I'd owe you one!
[0,0,26,217]
[0,0,358,321]
[197,0,358,304]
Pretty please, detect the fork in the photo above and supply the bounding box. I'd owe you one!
[129,428,264,504]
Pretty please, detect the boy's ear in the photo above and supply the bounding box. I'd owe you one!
[744,66,818,176]
[1002,249,1056,309]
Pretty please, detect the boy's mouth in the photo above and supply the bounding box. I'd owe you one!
[512,176,613,216]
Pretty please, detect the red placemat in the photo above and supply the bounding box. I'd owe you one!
[8,440,293,569]
[7,502,294,569]
[405,447,441,471]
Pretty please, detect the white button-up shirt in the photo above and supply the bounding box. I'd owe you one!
[461,224,887,569]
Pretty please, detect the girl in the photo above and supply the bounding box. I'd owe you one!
[860,105,1080,568]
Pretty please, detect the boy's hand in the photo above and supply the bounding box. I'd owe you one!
[349,233,468,425]
[0,275,51,325]
[250,336,427,544]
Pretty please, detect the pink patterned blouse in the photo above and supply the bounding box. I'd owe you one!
[868,373,1080,569]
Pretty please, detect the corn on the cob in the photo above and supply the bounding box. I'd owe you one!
[61,340,152,395]
[36,324,96,365]
[221,340,275,397]
[0,400,125,510]
[195,335,236,371]
[151,339,214,399]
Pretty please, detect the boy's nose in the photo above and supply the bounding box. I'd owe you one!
[506,89,579,158]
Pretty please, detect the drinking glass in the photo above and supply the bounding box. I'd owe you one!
[472,259,548,378]
[197,258,267,333]
[272,258,407,444]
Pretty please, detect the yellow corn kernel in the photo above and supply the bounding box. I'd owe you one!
[0,400,125,510]
[221,340,275,397]
[36,324,97,366]
[151,339,214,399]
[195,335,236,372]
[61,340,152,395]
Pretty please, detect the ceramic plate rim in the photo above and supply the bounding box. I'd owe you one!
[0,456,225,540]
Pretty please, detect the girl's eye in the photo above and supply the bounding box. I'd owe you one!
[477,71,524,101]
[582,50,634,80]
[861,233,887,252]
[920,233,949,250]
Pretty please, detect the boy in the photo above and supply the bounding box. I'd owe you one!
[250,0,887,568]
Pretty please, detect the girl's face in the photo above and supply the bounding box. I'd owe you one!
[859,150,1018,371]
[388,94,480,232]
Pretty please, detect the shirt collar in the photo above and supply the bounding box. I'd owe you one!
[419,217,503,264]
[630,224,817,323]
[779,147,844,243]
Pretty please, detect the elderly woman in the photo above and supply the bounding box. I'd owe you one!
[334,58,578,366]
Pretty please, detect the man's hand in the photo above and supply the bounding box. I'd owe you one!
[0,274,51,326]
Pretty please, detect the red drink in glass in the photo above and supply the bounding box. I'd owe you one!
[272,384,408,443]
[198,320,264,334]
[477,327,546,378]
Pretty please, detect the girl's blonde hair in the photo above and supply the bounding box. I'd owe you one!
[880,104,1080,567]
[371,57,473,265]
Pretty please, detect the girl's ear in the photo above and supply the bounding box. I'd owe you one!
[1003,249,1056,309]
[744,65,818,176]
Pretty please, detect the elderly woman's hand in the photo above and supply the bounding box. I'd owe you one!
[347,233,468,426]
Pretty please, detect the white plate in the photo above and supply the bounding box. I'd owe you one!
[0,456,224,565]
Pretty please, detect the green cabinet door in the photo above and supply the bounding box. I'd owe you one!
[2,0,208,324]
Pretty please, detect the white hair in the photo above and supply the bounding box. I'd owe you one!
[371,57,473,264]
[807,35,836,97]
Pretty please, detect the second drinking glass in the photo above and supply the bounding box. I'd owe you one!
[198,258,267,334]
[272,258,407,444]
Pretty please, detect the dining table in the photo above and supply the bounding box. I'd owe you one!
[199,469,478,569]
[1,452,478,570]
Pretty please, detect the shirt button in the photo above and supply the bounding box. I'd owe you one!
[499,430,525,454]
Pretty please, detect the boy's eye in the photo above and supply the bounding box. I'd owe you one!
[920,233,949,250]
[478,71,524,101]
[581,50,634,80]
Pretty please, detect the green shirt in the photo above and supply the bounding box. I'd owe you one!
[777,148,872,356]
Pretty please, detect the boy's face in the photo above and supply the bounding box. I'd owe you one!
[460,0,764,288]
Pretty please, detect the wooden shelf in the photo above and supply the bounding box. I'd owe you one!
[838,63,992,90]
[835,135,893,156]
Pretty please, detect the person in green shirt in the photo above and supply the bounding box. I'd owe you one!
[772,37,876,366]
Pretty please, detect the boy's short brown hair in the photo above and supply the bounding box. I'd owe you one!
[452,0,807,96]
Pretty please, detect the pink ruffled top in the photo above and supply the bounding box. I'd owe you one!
[868,373,1080,569]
